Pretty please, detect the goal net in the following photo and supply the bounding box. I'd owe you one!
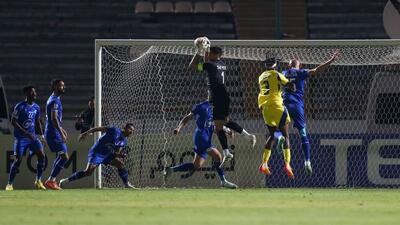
[95,40,400,188]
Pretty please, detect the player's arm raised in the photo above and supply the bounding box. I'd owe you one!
[79,126,107,141]
[308,51,340,76]
[174,112,193,135]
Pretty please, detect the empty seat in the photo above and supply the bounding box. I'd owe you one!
[194,2,212,13]
[135,1,154,14]
[175,1,193,13]
[155,1,174,13]
[214,1,231,13]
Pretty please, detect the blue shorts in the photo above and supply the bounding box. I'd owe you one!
[193,129,214,159]
[13,137,43,156]
[88,151,115,166]
[46,135,68,153]
[285,101,306,130]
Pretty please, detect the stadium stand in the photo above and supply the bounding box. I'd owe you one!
[307,0,389,39]
[0,0,236,119]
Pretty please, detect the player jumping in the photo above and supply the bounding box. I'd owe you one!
[59,124,135,188]
[164,101,238,189]
[258,57,294,179]
[282,51,339,175]
[189,37,256,166]
[5,86,47,191]
[44,79,69,190]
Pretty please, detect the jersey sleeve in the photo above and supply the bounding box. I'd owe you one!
[35,105,41,121]
[300,69,309,80]
[277,72,289,85]
[51,100,59,112]
[191,104,200,115]
[197,62,214,72]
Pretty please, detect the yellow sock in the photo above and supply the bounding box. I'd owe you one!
[283,148,291,164]
[262,148,271,164]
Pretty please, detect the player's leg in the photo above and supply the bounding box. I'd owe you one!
[213,98,233,164]
[59,163,97,187]
[208,148,237,189]
[164,148,205,179]
[28,138,46,190]
[280,120,294,179]
[259,125,275,176]
[109,157,135,188]
[224,120,257,148]
[45,138,68,190]
[293,104,312,174]
[6,138,27,190]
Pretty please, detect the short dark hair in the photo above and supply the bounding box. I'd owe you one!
[265,57,278,68]
[89,96,95,102]
[23,85,35,94]
[51,79,63,90]
[210,46,223,55]
[125,123,134,129]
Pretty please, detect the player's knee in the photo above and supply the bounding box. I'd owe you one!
[193,163,201,170]
[299,128,308,137]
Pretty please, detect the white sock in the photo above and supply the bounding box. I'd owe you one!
[223,149,231,155]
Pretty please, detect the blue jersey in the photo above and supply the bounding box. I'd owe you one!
[282,68,309,104]
[45,94,63,137]
[90,127,127,156]
[192,101,213,131]
[12,101,41,139]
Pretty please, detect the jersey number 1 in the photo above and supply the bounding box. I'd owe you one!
[221,71,225,84]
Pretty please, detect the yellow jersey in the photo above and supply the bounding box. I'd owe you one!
[258,70,289,108]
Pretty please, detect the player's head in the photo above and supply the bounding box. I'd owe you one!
[23,85,37,101]
[123,123,135,137]
[88,96,95,109]
[52,79,65,95]
[289,59,300,69]
[207,46,223,60]
[265,57,278,70]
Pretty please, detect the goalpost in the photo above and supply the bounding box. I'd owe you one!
[95,39,400,189]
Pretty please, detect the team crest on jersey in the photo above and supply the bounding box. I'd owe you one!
[23,119,33,128]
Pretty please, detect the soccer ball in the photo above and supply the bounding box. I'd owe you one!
[194,36,211,52]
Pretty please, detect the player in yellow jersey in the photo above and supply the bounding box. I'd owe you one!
[258,57,294,179]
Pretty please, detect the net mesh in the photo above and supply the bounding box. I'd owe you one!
[98,41,400,188]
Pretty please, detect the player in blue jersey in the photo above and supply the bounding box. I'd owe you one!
[44,79,69,190]
[164,101,238,189]
[5,86,47,191]
[282,52,339,175]
[59,123,135,188]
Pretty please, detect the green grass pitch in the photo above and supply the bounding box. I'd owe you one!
[0,188,399,225]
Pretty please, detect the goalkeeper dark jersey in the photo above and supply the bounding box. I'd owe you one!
[198,60,229,102]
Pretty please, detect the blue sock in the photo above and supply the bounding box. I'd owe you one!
[36,158,45,180]
[68,171,86,182]
[213,161,226,182]
[118,169,129,184]
[299,128,311,161]
[172,163,194,172]
[8,160,21,184]
[50,156,67,179]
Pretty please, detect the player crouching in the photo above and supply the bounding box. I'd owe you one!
[59,123,136,189]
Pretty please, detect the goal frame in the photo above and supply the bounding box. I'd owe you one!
[94,39,400,188]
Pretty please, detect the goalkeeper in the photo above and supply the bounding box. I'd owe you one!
[189,37,256,166]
